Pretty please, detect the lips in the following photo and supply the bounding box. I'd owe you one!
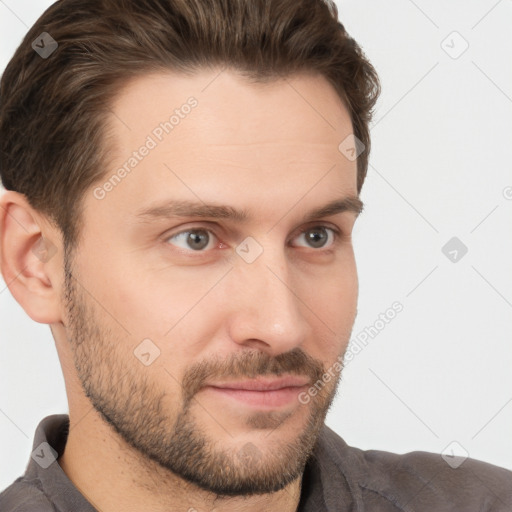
[205,375,310,391]
[202,375,310,409]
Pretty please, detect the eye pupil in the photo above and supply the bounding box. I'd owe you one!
[306,227,328,248]
[188,230,209,250]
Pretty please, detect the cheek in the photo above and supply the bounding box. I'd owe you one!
[308,251,358,314]
[108,273,222,376]
[99,267,206,341]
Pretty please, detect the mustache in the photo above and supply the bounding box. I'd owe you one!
[180,348,327,404]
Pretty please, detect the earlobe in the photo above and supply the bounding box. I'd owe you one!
[0,190,63,324]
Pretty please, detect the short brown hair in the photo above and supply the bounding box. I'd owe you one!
[0,0,380,251]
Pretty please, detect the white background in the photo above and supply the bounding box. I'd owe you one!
[1,0,511,491]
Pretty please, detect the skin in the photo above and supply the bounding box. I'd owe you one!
[0,68,360,512]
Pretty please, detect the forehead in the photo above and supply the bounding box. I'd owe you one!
[106,68,354,156]
[109,68,352,136]
[88,69,357,227]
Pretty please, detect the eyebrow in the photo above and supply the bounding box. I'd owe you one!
[135,195,364,224]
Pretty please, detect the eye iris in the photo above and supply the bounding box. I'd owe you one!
[188,230,209,250]
[178,228,331,250]
[306,227,328,248]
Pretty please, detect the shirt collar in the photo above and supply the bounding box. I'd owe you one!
[297,423,364,511]
[25,414,97,511]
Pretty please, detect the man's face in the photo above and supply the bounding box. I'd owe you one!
[62,69,359,495]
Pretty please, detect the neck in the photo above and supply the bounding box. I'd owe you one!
[58,409,304,512]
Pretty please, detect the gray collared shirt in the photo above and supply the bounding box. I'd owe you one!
[1,414,511,511]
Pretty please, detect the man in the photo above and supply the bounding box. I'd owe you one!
[0,0,510,510]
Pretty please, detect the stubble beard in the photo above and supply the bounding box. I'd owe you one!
[62,249,344,496]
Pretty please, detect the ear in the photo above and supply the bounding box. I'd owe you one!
[0,190,63,324]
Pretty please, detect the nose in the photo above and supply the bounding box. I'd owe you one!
[225,244,311,356]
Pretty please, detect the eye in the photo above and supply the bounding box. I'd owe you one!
[166,228,217,251]
[292,226,339,249]
[164,224,341,253]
